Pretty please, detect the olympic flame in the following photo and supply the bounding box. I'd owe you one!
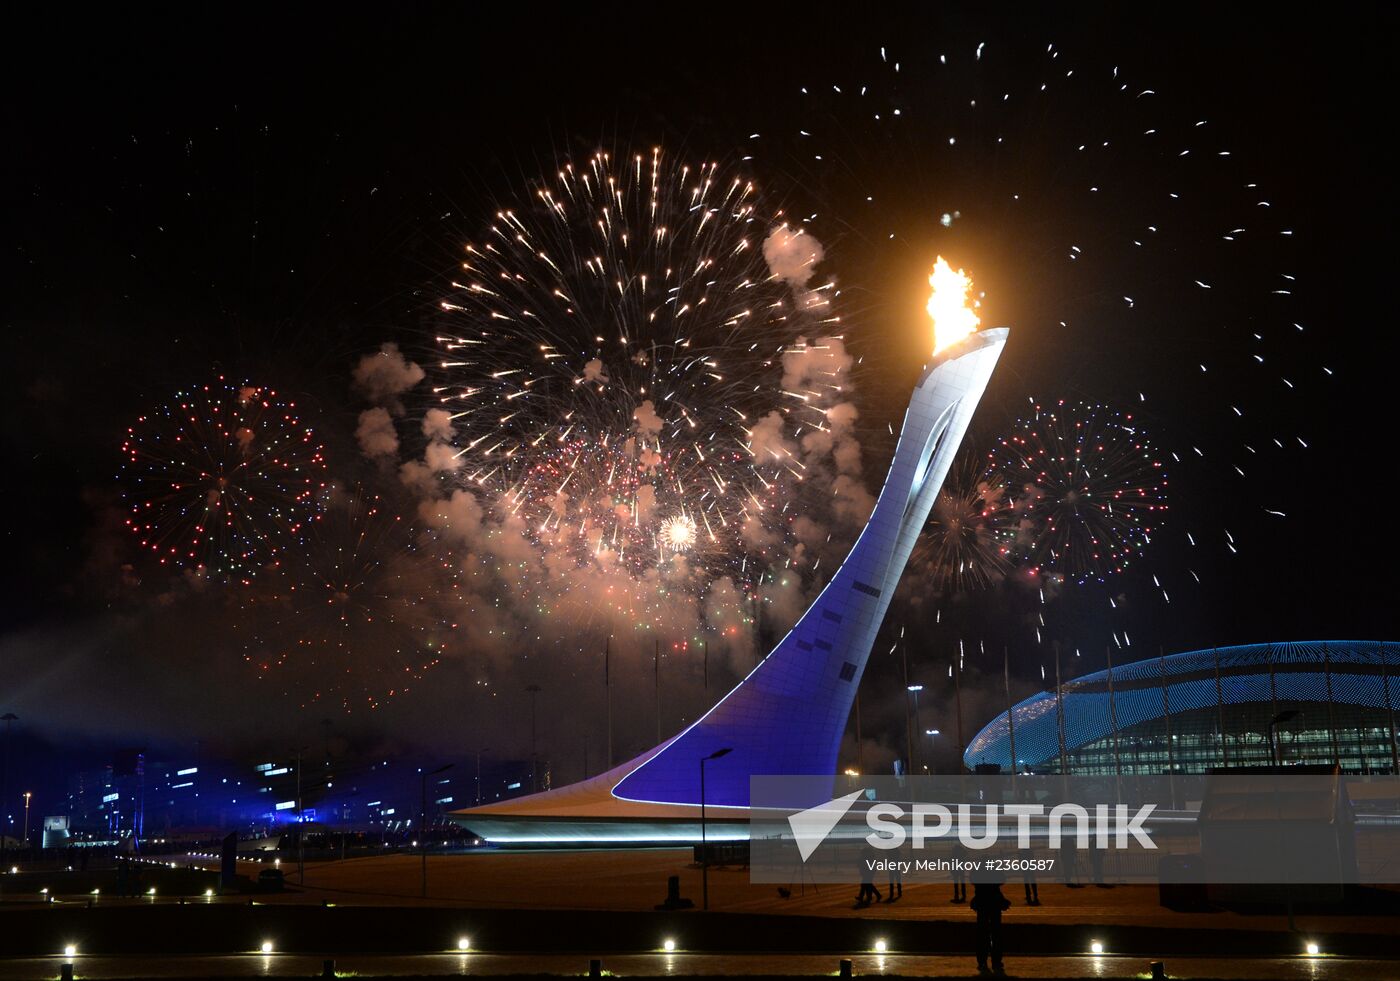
[926,257,981,354]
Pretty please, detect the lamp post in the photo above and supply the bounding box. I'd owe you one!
[0,713,15,866]
[421,763,454,899]
[22,792,32,847]
[1269,710,1299,766]
[293,746,307,884]
[924,729,941,775]
[906,685,924,775]
[699,748,732,911]
[1265,711,1299,932]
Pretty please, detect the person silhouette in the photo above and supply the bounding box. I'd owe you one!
[970,866,1011,976]
[887,842,904,901]
[1060,839,1080,887]
[855,842,884,907]
[950,840,967,903]
[1090,843,1108,887]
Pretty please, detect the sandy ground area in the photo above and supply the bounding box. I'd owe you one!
[243,848,1398,938]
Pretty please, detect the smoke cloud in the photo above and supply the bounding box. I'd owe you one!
[762,225,824,288]
[582,359,609,385]
[421,408,456,441]
[632,399,664,436]
[352,342,425,412]
[356,407,399,458]
[763,225,831,313]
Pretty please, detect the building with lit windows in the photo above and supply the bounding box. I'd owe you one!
[964,641,1400,775]
[65,753,204,842]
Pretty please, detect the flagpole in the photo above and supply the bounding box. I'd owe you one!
[1054,641,1067,776]
[1213,647,1230,767]
[1158,648,1176,808]
[1003,646,1017,775]
[605,636,613,769]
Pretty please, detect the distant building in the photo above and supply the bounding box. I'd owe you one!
[964,641,1399,775]
[66,754,211,841]
[59,751,539,843]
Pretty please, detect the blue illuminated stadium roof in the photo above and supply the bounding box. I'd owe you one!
[963,641,1398,771]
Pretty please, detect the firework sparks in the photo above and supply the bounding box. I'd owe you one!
[235,483,451,711]
[659,513,699,553]
[426,146,852,610]
[991,399,1168,584]
[913,456,1017,591]
[120,379,327,581]
[762,39,1324,582]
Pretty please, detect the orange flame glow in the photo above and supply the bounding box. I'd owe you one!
[926,257,981,354]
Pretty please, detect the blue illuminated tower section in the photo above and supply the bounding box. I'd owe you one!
[612,327,1009,807]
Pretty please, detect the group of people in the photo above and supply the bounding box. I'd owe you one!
[853,843,903,906]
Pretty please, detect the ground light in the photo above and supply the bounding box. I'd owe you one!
[63,945,76,958]
[1090,941,1104,954]
[1306,942,1321,956]
[260,941,274,954]
[662,938,677,952]
[457,937,471,951]
[873,939,888,953]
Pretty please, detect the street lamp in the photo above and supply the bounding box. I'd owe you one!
[22,792,32,847]
[294,747,305,884]
[1268,710,1299,765]
[925,729,941,775]
[0,713,16,867]
[421,763,454,898]
[699,747,732,911]
[906,685,924,775]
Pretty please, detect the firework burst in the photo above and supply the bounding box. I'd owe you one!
[912,455,1017,592]
[290,483,411,621]
[659,512,699,553]
[429,146,846,592]
[120,378,327,581]
[991,399,1168,584]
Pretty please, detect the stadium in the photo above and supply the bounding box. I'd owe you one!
[964,641,1400,775]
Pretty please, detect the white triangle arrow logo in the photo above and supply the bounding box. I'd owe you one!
[787,789,866,862]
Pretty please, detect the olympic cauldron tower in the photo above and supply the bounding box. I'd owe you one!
[455,309,1008,840]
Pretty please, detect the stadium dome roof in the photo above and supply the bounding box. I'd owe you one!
[963,640,1398,771]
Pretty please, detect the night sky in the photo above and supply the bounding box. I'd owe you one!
[4,7,1393,799]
